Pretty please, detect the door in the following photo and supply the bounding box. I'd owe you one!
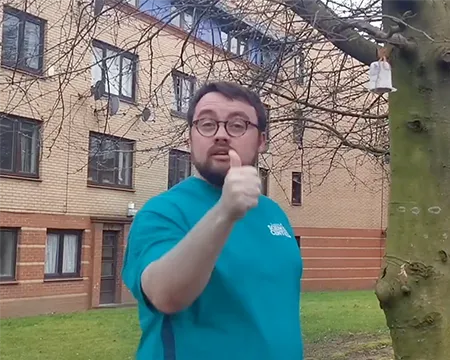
[100,231,118,304]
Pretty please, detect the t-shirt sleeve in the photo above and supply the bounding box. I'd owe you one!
[121,202,187,308]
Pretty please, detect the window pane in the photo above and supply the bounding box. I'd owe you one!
[23,20,41,70]
[292,173,302,204]
[19,121,39,174]
[102,246,113,259]
[220,31,228,48]
[230,37,238,54]
[92,46,103,86]
[181,78,192,113]
[239,39,246,56]
[0,230,16,278]
[173,76,182,111]
[118,142,132,186]
[179,156,191,180]
[170,6,181,27]
[62,235,78,273]
[183,12,193,31]
[99,138,116,185]
[105,50,120,96]
[0,118,15,171]
[88,136,101,182]
[121,57,133,98]
[101,262,114,276]
[168,151,191,188]
[45,234,59,274]
[1,13,20,65]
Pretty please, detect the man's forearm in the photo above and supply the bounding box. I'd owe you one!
[141,202,235,314]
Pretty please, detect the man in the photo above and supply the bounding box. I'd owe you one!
[122,81,303,360]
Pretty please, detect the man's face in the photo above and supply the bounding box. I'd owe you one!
[189,91,266,187]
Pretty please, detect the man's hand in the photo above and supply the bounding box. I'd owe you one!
[218,149,261,221]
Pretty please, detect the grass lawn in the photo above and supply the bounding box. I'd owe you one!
[0,290,390,360]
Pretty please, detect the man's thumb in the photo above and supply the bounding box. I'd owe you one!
[229,149,242,168]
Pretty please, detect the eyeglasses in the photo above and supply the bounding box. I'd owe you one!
[192,118,259,138]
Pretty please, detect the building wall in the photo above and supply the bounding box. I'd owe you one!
[0,0,388,318]
[295,227,386,292]
[0,212,135,318]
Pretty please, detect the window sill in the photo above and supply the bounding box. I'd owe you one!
[0,280,19,285]
[44,277,84,283]
[291,203,302,206]
[0,174,42,182]
[87,183,135,192]
[1,64,45,79]
[96,94,137,106]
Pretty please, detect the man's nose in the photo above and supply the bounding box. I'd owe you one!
[213,123,230,141]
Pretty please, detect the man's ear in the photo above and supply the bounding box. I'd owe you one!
[257,131,267,153]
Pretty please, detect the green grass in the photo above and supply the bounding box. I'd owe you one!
[0,290,388,359]
[300,290,389,342]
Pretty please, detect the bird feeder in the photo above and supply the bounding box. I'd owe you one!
[367,57,397,94]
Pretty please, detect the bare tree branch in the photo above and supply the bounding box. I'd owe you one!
[284,0,379,65]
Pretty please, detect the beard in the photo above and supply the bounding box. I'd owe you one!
[192,146,259,188]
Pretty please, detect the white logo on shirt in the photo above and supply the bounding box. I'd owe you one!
[267,223,292,238]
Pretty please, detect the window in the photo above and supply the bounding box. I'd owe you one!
[0,113,40,178]
[0,228,18,281]
[1,6,45,74]
[295,235,301,248]
[172,71,195,115]
[293,116,306,148]
[124,0,139,6]
[170,5,195,31]
[168,149,191,189]
[45,231,82,279]
[261,104,270,153]
[88,132,134,188]
[220,31,229,49]
[228,34,247,57]
[294,53,306,85]
[264,104,270,140]
[291,172,302,205]
[260,46,276,67]
[91,40,137,101]
[259,167,269,196]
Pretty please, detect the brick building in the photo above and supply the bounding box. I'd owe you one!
[0,0,387,318]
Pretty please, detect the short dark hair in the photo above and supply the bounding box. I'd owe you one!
[186,81,267,131]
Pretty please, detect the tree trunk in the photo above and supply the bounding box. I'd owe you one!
[375,1,450,359]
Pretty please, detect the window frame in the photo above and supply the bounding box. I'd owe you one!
[168,149,192,189]
[123,0,139,6]
[261,104,270,153]
[291,171,302,206]
[91,39,138,102]
[87,132,135,189]
[0,228,18,282]
[1,6,46,75]
[0,113,41,178]
[170,5,196,31]
[171,70,196,116]
[44,230,83,279]
[259,43,279,68]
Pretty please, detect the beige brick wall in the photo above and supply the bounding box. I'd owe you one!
[0,0,388,230]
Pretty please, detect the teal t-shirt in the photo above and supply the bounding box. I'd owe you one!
[122,176,303,360]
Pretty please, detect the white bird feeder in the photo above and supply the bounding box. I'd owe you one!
[367,59,397,94]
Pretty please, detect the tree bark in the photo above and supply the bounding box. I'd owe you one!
[284,0,450,358]
[374,1,450,359]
